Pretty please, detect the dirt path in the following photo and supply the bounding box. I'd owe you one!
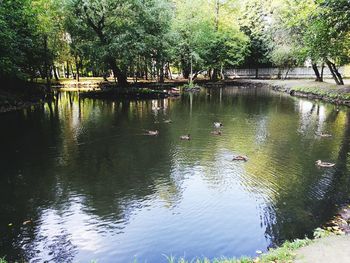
[295,235,350,263]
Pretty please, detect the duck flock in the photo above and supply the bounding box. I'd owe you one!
[145,121,249,162]
[144,120,336,167]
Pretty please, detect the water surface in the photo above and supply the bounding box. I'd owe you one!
[0,86,350,262]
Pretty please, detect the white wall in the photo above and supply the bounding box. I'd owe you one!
[225,66,350,79]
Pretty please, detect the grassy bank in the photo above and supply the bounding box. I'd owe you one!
[166,238,312,263]
[167,229,341,263]
[0,237,315,263]
[237,79,350,107]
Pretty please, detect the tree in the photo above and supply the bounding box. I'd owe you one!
[65,0,173,86]
[272,0,350,85]
[0,0,45,84]
[303,0,350,85]
[238,0,272,74]
[171,0,248,80]
[267,0,309,79]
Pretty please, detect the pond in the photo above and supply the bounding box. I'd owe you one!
[0,86,349,262]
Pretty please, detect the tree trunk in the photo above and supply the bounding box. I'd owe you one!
[75,55,80,82]
[284,68,290,80]
[277,68,282,79]
[85,12,127,87]
[312,63,323,82]
[208,68,212,80]
[103,72,108,81]
[192,71,199,81]
[212,68,219,81]
[220,64,225,80]
[159,62,164,83]
[164,63,169,79]
[66,61,70,78]
[325,59,344,85]
[38,67,45,79]
[181,56,190,79]
[145,59,148,80]
[70,64,76,79]
[183,69,190,79]
[53,65,59,81]
[168,62,172,80]
[255,68,259,79]
[49,66,53,80]
[334,66,344,85]
[109,58,127,86]
[43,35,50,86]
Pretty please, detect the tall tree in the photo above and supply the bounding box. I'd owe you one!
[238,0,272,74]
[0,0,45,84]
[65,0,173,86]
[172,0,248,80]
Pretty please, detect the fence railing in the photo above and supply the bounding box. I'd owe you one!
[225,66,350,79]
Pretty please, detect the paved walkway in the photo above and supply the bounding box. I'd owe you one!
[295,235,350,263]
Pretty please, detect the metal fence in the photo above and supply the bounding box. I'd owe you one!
[225,66,350,79]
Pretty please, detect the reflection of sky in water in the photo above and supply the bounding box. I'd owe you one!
[0,88,349,263]
[32,171,269,262]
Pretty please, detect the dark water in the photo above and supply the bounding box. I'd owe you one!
[1,87,350,263]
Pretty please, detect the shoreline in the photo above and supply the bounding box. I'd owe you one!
[169,204,350,262]
[1,78,350,113]
[233,79,350,107]
[0,84,51,114]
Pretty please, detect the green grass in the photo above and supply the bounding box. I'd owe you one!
[164,227,341,263]
[0,229,339,263]
[0,237,322,263]
[163,238,311,263]
[291,85,350,100]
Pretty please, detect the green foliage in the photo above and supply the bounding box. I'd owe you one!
[163,238,312,263]
[64,0,174,83]
[266,0,350,84]
[260,238,311,262]
[1,0,350,86]
[172,0,248,79]
[0,0,42,81]
[238,0,272,67]
[270,46,299,69]
[313,227,333,239]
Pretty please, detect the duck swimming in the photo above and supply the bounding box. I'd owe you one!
[315,132,332,137]
[315,160,335,168]
[232,155,248,161]
[214,122,223,128]
[146,130,159,136]
[180,134,191,140]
